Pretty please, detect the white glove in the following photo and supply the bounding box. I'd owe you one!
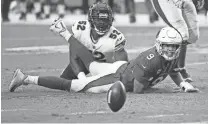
[49,18,72,41]
[180,81,199,93]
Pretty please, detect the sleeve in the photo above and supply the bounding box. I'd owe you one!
[169,59,180,73]
[71,21,82,40]
[132,64,152,88]
[114,33,126,51]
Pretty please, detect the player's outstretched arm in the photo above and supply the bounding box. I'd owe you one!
[49,18,72,42]
[169,72,199,93]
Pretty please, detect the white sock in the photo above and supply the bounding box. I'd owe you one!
[24,76,39,85]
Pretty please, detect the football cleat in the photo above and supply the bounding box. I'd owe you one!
[180,68,193,83]
[9,69,27,92]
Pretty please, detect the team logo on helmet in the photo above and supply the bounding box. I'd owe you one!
[88,2,114,35]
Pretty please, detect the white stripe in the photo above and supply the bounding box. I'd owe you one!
[4,61,207,74]
[1,108,109,115]
[3,45,208,55]
[145,113,186,118]
[2,36,59,42]
[1,109,33,112]
[2,108,208,123]
[187,62,208,66]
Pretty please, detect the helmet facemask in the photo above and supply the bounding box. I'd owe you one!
[155,27,182,61]
[88,2,114,35]
[156,42,181,61]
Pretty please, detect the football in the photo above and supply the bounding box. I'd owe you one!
[107,81,126,112]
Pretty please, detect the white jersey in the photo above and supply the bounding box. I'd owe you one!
[71,20,126,63]
[151,0,199,43]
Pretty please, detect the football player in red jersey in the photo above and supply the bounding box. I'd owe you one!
[150,0,204,83]
[9,27,199,93]
[50,2,128,80]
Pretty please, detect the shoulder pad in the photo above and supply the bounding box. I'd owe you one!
[71,20,90,39]
[109,27,126,51]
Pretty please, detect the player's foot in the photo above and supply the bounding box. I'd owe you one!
[9,69,27,92]
[180,68,193,83]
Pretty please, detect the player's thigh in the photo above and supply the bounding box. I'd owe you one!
[60,64,77,80]
[89,61,127,76]
[84,74,118,93]
[70,36,94,71]
[182,0,199,43]
[151,0,189,40]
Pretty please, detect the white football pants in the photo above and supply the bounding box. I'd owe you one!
[151,0,199,43]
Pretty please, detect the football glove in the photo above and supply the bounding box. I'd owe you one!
[180,81,199,93]
[49,18,72,41]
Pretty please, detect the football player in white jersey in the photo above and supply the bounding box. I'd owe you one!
[50,2,128,80]
[150,0,204,82]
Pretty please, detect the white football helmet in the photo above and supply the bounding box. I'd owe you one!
[155,27,182,61]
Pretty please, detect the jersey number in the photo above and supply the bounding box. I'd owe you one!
[147,54,154,60]
[89,50,106,62]
[109,30,121,39]
[77,21,86,30]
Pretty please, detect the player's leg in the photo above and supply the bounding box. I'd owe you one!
[89,61,127,75]
[9,69,72,92]
[151,0,193,82]
[80,74,118,93]
[179,0,199,82]
[9,68,119,93]
[60,64,78,80]
[69,36,94,75]
[9,68,106,92]
[70,61,127,92]
[56,0,65,18]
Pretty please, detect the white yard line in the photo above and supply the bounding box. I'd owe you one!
[144,113,187,118]
[1,108,33,112]
[3,61,207,74]
[2,108,208,123]
[1,36,59,42]
[3,44,208,55]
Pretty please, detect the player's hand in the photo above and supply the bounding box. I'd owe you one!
[49,18,72,41]
[50,18,67,35]
[180,81,199,93]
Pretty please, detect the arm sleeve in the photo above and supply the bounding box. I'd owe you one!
[169,72,184,86]
[114,33,126,51]
[71,21,82,40]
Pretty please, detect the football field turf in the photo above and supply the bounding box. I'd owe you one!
[1,24,208,123]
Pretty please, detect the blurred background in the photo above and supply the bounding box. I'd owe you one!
[1,0,208,25]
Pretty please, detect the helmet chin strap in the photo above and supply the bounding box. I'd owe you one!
[93,26,107,35]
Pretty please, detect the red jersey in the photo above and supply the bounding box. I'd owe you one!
[118,46,179,92]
